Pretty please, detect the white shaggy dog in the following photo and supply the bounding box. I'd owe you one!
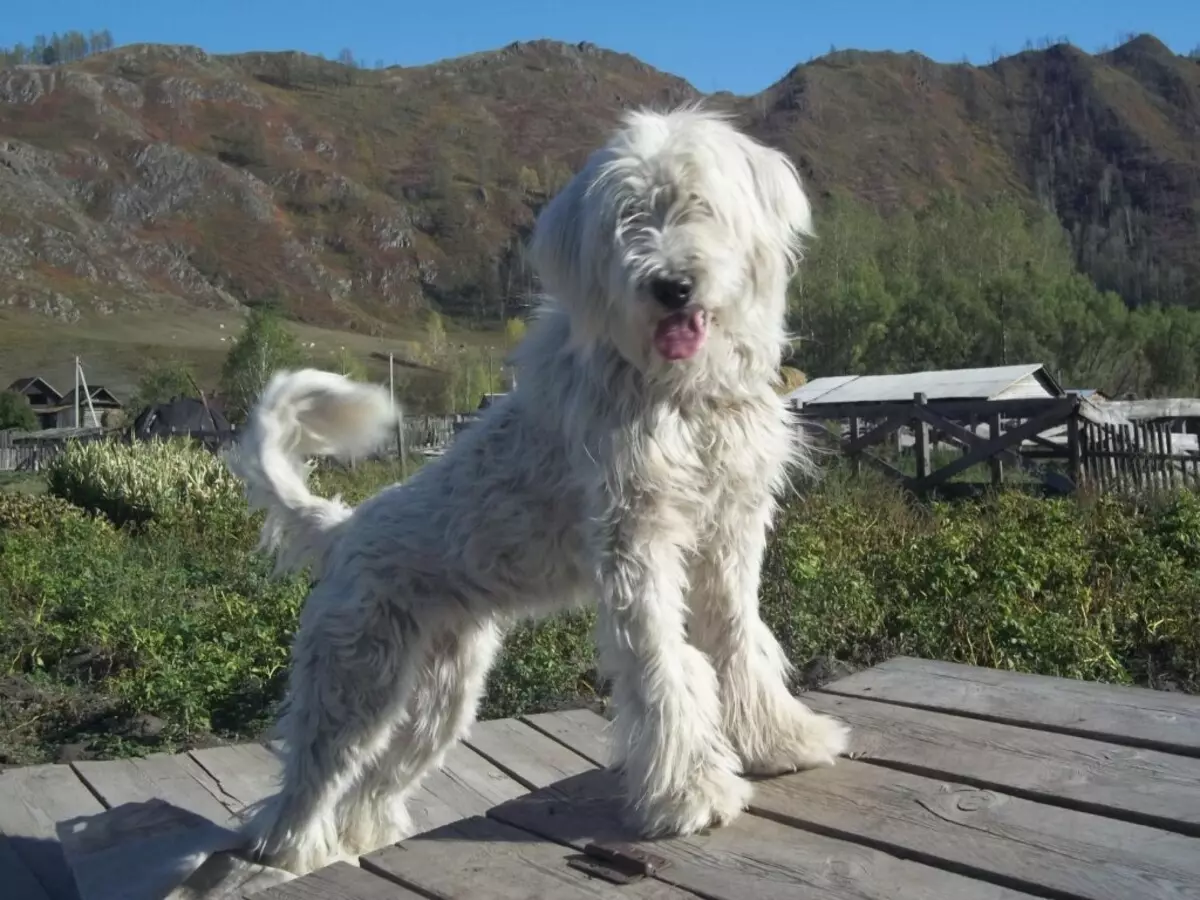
[227,106,850,875]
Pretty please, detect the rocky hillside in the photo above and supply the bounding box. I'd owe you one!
[0,34,1196,333]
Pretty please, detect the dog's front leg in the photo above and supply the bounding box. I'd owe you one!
[594,513,750,837]
[691,498,849,775]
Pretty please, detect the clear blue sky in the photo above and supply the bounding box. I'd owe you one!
[3,1,1197,95]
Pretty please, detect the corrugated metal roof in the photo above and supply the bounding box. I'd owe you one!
[786,363,1061,407]
[783,374,858,406]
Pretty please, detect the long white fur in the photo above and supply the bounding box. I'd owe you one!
[228,106,850,875]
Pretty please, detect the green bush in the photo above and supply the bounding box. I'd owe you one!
[761,471,1200,692]
[0,493,304,749]
[0,491,89,531]
[46,438,244,527]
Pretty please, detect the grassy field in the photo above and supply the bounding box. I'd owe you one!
[1,438,1197,767]
[0,305,508,413]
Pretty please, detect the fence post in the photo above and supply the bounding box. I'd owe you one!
[989,412,1004,486]
[913,393,930,481]
[848,416,861,477]
[1065,393,1081,490]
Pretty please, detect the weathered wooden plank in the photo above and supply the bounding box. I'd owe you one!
[752,761,1200,900]
[521,707,612,766]
[435,742,527,809]
[0,837,51,900]
[464,717,595,789]
[400,742,530,837]
[0,763,105,900]
[820,656,1200,755]
[806,693,1200,836]
[73,753,237,827]
[186,738,525,844]
[364,815,700,899]
[187,742,283,813]
[253,860,424,899]
[400,776,465,836]
[802,397,1069,422]
[489,768,1035,900]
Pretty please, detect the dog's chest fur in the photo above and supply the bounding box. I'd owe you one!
[641,397,789,497]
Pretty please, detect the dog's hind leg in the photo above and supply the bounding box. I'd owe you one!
[241,582,427,875]
[594,519,751,838]
[334,618,503,855]
[690,499,849,776]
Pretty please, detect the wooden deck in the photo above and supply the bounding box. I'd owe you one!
[3,656,1199,900]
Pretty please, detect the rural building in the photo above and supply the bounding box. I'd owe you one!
[7,377,125,429]
[132,397,230,441]
[6,376,65,429]
[57,386,124,428]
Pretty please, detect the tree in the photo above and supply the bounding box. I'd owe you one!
[424,311,449,360]
[331,346,368,381]
[132,361,199,413]
[787,187,1200,399]
[219,308,307,423]
[0,391,38,431]
[504,317,527,347]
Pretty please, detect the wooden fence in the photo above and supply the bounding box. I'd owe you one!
[796,392,1200,496]
[1078,419,1200,490]
[1,413,468,473]
[0,428,109,472]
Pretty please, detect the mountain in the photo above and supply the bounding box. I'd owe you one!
[0,34,1196,338]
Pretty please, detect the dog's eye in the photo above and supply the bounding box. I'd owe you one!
[683,194,713,219]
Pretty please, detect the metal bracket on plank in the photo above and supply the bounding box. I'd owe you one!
[567,840,670,885]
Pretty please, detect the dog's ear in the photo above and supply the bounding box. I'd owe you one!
[530,171,587,300]
[749,145,814,265]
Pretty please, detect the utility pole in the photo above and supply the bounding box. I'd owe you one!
[389,353,407,480]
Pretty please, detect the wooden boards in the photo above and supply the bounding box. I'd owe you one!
[804,692,1200,835]
[820,656,1200,755]
[0,762,105,900]
[4,657,1198,900]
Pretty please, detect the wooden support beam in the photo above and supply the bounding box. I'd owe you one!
[842,411,910,455]
[913,393,931,481]
[989,412,1003,486]
[848,416,861,477]
[911,399,1077,493]
[800,396,1068,422]
[1065,408,1084,494]
[911,404,1021,468]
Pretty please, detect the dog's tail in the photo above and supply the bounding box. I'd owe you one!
[224,369,397,579]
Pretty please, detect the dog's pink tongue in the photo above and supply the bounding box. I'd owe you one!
[653,310,707,360]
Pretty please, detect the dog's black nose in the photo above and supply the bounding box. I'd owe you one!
[649,276,693,310]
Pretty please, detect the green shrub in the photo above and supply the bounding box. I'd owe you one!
[0,495,304,744]
[761,472,1200,692]
[46,438,244,527]
[0,491,88,531]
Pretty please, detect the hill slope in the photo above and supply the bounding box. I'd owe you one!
[0,34,1196,337]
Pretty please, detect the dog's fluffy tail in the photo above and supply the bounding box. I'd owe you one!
[225,369,397,578]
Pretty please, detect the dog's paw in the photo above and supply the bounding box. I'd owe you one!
[242,796,348,876]
[337,797,414,856]
[737,700,850,776]
[629,763,751,838]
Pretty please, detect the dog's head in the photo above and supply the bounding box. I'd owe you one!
[530,106,812,392]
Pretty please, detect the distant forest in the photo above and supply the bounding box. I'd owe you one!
[0,29,115,67]
[790,190,1200,399]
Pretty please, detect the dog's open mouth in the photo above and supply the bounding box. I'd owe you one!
[653,309,708,361]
